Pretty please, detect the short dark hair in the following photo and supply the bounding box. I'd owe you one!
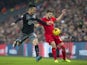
[46,9,54,13]
[28,4,36,8]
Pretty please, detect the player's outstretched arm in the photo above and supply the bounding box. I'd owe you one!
[11,17,22,26]
[15,18,22,23]
[56,9,66,22]
[31,18,48,25]
[36,18,48,25]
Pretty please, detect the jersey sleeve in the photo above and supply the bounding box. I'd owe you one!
[15,14,24,23]
[51,17,56,22]
[39,18,46,25]
[41,18,47,23]
[15,17,22,23]
[35,18,47,25]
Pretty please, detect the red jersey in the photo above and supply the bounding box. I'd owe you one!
[41,17,56,34]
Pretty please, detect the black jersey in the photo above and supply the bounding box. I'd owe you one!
[15,13,47,34]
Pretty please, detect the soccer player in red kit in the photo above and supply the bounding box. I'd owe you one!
[41,9,71,63]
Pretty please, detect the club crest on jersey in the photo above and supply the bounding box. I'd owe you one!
[28,20,34,25]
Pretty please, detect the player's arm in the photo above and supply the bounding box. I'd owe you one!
[31,18,49,25]
[15,18,22,23]
[56,9,66,22]
[11,17,23,26]
[36,18,48,25]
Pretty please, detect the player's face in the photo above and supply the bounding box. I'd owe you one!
[31,7,37,14]
[47,12,53,18]
[28,7,37,14]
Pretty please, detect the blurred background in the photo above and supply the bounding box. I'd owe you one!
[0,0,87,59]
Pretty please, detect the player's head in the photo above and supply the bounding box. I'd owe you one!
[46,9,54,18]
[28,4,37,15]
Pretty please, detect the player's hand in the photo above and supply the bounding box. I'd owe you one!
[62,9,67,15]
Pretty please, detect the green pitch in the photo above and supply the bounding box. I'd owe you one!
[0,56,87,65]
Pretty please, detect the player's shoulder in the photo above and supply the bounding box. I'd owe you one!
[51,16,56,21]
[23,13,31,17]
[51,16,56,19]
[22,13,28,18]
[41,16,47,20]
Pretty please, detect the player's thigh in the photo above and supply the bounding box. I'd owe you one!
[29,33,38,45]
[50,41,57,48]
[45,34,56,48]
[58,37,64,46]
[16,33,29,42]
[53,35,63,45]
[32,38,39,45]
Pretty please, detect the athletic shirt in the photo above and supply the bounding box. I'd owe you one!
[41,17,56,34]
[15,13,47,34]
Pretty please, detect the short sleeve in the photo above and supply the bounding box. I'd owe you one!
[51,17,56,21]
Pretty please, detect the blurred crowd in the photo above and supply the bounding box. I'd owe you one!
[0,0,28,10]
[0,0,87,44]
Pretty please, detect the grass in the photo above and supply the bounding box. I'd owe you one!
[0,56,87,65]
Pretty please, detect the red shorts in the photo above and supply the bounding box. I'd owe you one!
[45,34,62,45]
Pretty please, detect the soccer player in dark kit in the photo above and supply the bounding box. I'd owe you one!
[12,4,48,62]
